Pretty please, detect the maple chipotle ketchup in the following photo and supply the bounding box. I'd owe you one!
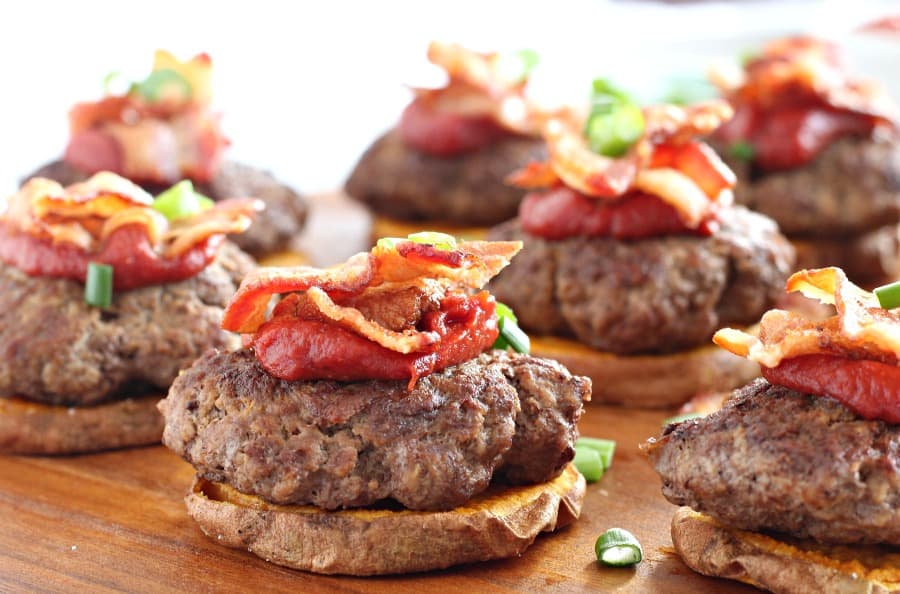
[762,354,900,423]
[715,103,877,171]
[519,187,716,240]
[397,97,509,157]
[250,291,499,383]
[0,223,220,290]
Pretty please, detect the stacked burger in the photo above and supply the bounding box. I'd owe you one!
[0,172,259,453]
[487,87,795,406]
[345,42,547,239]
[158,234,590,575]
[647,267,900,592]
[712,36,900,285]
[26,50,308,259]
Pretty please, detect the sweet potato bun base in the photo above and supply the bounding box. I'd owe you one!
[371,214,488,243]
[672,507,900,594]
[0,395,164,454]
[186,463,585,576]
[529,334,760,408]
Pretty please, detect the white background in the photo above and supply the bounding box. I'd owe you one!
[1,0,898,198]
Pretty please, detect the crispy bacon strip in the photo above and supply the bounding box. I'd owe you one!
[510,101,735,228]
[412,41,539,135]
[717,36,900,127]
[3,172,256,262]
[221,240,523,350]
[714,267,900,368]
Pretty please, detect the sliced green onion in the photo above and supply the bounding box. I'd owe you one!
[574,446,604,482]
[584,79,645,158]
[102,71,131,95]
[496,314,530,354]
[740,49,759,67]
[152,180,213,221]
[875,280,900,309]
[85,262,114,308]
[494,49,540,84]
[132,68,192,102]
[494,301,517,324]
[406,231,458,251]
[662,412,703,426]
[730,140,756,162]
[576,437,615,471]
[375,237,402,250]
[492,301,529,353]
[595,528,643,567]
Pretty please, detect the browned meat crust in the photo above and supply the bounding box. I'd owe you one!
[487,206,794,354]
[718,136,900,236]
[0,242,254,406]
[647,378,900,545]
[344,129,546,226]
[159,349,589,511]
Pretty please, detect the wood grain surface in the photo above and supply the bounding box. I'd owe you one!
[0,404,756,593]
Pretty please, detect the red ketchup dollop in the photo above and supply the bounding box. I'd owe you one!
[250,291,499,385]
[715,104,875,171]
[0,223,220,290]
[519,186,717,240]
[762,354,900,423]
[397,97,509,157]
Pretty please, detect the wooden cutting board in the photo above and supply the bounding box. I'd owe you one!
[0,403,755,593]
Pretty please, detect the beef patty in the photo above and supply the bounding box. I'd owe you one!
[0,242,254,406]
[717,135,900,237]
[344,129,547,226]
[487,206,794,354]
[159,349,589,511]
[23,159,308,257]
[646,378,900,546]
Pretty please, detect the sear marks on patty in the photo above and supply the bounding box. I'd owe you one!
[23,159,308,257]
[0,242,254,406]
[717,135,900,237]
[159,349,589,511]
[344,129,547,226]
[487,206,794,354]
[646,378,900,546]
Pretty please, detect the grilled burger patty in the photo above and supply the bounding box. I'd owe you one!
[160,349,589,511]
[0,242,254,406]
[647,378,900,546]
[24,159,308,257]
[345,129,547,226]
[487,206,794,354]
[717,136,900,237]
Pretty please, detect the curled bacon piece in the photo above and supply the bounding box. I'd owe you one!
[409,41,541,137]
[714,267,900,369]
[509,101,735,229]
[64,50,228,184]
[221,239,522,356]
[1,173,259,289]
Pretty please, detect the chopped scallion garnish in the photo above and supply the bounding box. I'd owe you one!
[574,446,604,482]
[152,180,213,221]
[875,280,900,310]
[584,79,645,158]
[132,68,192,102]
[406,231,458,251]
[730,140,756,162]
[85,262,114,308]
[595,528,643,567]
[494,49,540,84]
[576,437,616,471]
[492,302,530,354]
